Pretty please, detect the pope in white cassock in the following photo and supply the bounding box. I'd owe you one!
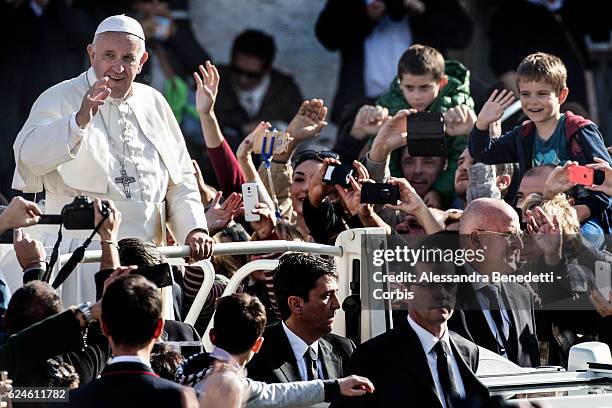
[10,15,212,305]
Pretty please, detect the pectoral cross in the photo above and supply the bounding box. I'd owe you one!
[115,168,136,199]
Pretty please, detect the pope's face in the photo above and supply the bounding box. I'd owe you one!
[87,32,148,99]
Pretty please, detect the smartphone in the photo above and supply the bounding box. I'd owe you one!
[252,130,291,155]
[323,164,354,188]
[568,165,605,186]
[242,182,261,222]
[361,183,400,204]
[133,263,173,288]
[595,261,612,301]
[406,111,445,157]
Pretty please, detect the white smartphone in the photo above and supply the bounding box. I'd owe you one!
[595,261,612,301]
[242,182,261,222]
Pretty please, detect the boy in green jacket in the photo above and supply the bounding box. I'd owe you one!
[375,44,474,207]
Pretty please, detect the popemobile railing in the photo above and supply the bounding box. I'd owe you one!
[54,227,389,351]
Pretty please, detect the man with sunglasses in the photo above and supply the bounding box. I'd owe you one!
[449,198,541,367]
[214,29,303,151]
[336,242,490,408]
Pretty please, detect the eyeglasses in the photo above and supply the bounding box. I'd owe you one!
[291,150,339,168]
[475,229,524,242]
[231,65,265,80]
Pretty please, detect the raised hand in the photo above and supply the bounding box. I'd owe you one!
[585,157,612,196]
[0,196,42,233]
[443,104,476,136]
[526,206,561,265]
[237,121,271,161]
[384,177,428,216]
[308,157,341,207]
[194,61,220,115]
[13,229,46,270]
[475,89,515,131]
[370,109,417,162]
[351,105,389,139]
[76,77,111,128]
[543,161,578,199]
[205,191,242,236]
[250,202,277,238]
[286,99,328,141]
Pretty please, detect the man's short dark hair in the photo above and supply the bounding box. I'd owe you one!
[4,281,62,335]
[213,293,266,355]
[102,275,162,348]
[119,238,166,267]
[397,44,445,80]
[231,29,276,68]
[273,253,338,321]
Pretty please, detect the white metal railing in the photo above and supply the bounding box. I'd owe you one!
[201,259,280,351]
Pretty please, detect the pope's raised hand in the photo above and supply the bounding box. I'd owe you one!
[76,77,111,129]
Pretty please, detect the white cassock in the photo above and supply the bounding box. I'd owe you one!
[8,67,207,305]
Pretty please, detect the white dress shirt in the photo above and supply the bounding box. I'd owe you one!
[109,355,151,368]
[407,315,466,408]
[363,0,412,98]
[281,321,325,381]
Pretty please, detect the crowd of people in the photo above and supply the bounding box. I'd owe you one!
[1,0,612,407]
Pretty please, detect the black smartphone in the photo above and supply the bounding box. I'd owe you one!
[406,111,445,157]
[323,164,355,188]
[133,263,173,288]
[361,183,400,204]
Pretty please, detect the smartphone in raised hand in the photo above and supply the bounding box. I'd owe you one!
[406,111,445,157]
[568,165,605,186]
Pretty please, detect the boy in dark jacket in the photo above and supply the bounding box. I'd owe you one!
[470,52,612,233]
[374,44,474,207]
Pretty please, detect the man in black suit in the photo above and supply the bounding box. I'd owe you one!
[67,274,195,407]
[450,198,541,367]
[247,253,355,385]
[335,255,490,408]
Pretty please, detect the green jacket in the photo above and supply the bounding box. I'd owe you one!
[375,60,473,206]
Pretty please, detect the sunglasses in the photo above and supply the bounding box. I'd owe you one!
[291,150,339,169]
[475,229,524,242]
[231,65,265,80]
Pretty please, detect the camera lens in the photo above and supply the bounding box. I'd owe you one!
[380,188,391,200]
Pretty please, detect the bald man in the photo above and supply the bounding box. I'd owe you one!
[448,198,540,367]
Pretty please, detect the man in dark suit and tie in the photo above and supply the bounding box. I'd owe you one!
[334,250,491,408]
[67,274,195,407]
[450,198,542,367]
[247,253,355,386]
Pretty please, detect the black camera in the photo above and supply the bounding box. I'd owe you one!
[360,183,400,205]
[39,196,110,230]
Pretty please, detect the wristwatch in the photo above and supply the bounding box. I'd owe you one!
[77,302,96,326]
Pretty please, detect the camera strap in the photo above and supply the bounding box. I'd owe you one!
[50,216,109,289]
[42,225,63,283]
[260,136,282,219]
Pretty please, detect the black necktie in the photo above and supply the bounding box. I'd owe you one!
[304,346,319,381]
[480,285,509,354]
[433,340,460,408]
